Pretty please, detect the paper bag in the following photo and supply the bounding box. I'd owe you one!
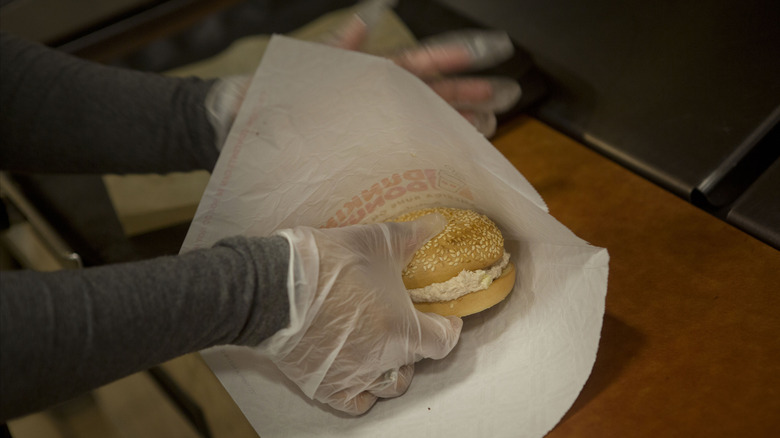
[181,35,608,438]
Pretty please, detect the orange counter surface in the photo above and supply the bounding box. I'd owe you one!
[494,117,780,437]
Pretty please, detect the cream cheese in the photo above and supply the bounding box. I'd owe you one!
[408,252,511,303]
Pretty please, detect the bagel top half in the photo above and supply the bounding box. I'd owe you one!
[392,207,505,290]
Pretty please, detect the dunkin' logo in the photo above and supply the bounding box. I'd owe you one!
[325,168,474,228]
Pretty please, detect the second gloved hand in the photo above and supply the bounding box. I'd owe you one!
[206,1,522,148]
[259,215,463,415]
[331,0,522,137]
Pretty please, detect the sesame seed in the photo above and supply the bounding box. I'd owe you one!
[390,207,505,288]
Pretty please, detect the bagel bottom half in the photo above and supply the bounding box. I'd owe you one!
[412,263,516,317]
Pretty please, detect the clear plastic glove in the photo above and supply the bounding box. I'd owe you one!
[260,215,462,415]
[204,74,251,151]
[204,0,521,149]
[330,0,522,137]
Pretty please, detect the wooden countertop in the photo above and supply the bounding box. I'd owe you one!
[493,117,780,437]
[162,115,780,437]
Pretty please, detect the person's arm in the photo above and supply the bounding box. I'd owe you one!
[1,217,462,420]
[0,235,290,421]
[0,32,219,174]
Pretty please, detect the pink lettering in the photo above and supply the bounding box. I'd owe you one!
[406,181,428,192]
[364,195,385,214]
[385,186,406,200]
[424,169,438,188]
[382,174,402,188]
[362,183,383,202]
[346,208,366,225]
[403,169,425,180]
[342,195,362,215]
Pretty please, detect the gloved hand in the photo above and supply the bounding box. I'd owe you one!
[259,214,462,415]
[330,0,522,137]
[204,74,251,152]
[204,0,521,149]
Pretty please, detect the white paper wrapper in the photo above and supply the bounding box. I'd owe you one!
[181,35,609,438]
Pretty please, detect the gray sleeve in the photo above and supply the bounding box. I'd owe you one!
[0,31,219,174]
[0,235,290,421]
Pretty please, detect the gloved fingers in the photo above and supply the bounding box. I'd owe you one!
[459,110,498,138]
[325,388,379,416]
[204,75,252,151]
[384,213,447,267]
[392,30,514,79]
[421,30,515,72]
[416,313,463,361]
[429,77,521,114]
[391,43,471,79]
[367,364,415,398]
[325,0,397,50]
[323,364,414,415]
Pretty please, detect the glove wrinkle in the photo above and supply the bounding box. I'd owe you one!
[258,220,461,415]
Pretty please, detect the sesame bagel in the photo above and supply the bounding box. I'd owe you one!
[392,207,515,317]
